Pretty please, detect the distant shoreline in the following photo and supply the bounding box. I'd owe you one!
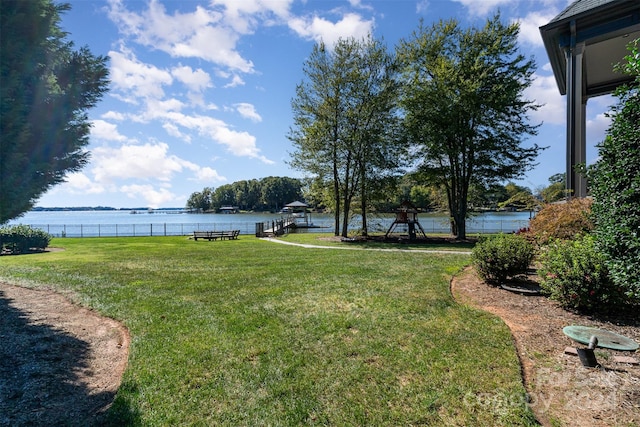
[32,207,184,212]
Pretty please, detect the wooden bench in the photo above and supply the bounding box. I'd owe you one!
[217,230,240,240]
[193,230,240,241]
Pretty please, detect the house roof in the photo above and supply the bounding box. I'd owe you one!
[549,0,619,24]
[539,0,640,96]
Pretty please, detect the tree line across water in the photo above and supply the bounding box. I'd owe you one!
[185,173,567,214]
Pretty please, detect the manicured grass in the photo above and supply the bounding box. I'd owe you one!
[0,235,537,426]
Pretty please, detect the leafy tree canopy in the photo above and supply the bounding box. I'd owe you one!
[397,14,542,239]
[1,0,109,224]
[289,36,401,236]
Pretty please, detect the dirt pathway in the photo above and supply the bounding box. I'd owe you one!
[0,282,129,426]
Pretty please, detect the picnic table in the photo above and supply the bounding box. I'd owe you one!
[192,230,240,241]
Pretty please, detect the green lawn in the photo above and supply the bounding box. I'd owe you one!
[0,235,537,426]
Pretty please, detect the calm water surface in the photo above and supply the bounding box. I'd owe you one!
[8,210,532,237]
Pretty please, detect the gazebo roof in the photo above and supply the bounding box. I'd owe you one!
[285,201,308,208]
[540,0,640,97]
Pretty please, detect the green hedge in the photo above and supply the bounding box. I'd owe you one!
[538,234,626,313]
[0,225,52,254]
[472,233,534,285]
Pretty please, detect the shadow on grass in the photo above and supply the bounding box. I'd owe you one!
[0,291,140,426]
[337,234,477,250]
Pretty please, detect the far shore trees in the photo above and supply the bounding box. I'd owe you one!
[289,36,402,237]
[185,177,303,212]
[1,0,109,224]
[397,15,542,239]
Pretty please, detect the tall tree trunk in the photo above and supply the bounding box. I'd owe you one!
[360,170,368,236]
[341,157,351,237]
[342,199,350,237]
[449,178,468,240]
[333,163,340,236]
[452,210,466,240]
[332,117,341,235]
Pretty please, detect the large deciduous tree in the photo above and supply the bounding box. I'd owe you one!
[289,36,401,237]
[1,0,109,224]
[397,15,542,239]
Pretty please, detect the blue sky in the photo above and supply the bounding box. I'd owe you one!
[37,0,616,208]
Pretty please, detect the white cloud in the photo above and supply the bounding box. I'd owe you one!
[109,49,173,102]
[152,111,273,163]
[193,166,226,182]
[452,0,512,16]
[288,12,375,47]
[209,0,293,33]
[91,120,128,142]
[163,122,192,143]
[92,142,197,183]
[524,70,565,125]
[138,98,185,122]
[586,112,611,144]
[347,0,374,12]
[224,74,246,88]
[171,65,212,92]
[515,11,557,47]
[101,111,126,121]
[62,172,105,195]
[107,0,254,73]
[119,184,178,208]
[235,103,262,122]
[416,1,430,14]
[172,26,254,72]
[589,93,616,111]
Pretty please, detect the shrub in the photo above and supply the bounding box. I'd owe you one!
[588,40,640,303]
[527,198,593,245]
[538,234,625,313]
[0,224,52,254]
[472,233,535,285]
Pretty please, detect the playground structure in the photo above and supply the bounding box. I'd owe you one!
[385,201,426,241]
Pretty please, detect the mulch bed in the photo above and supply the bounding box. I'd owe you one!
[451,266,640,427]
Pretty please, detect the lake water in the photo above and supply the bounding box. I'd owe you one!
[6,210,532,238]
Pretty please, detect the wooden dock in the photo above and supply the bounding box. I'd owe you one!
[256,216,297,237]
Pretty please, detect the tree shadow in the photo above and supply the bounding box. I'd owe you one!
[0,291,140,426]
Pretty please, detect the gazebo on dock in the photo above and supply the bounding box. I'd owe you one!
[283,201,310,226]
